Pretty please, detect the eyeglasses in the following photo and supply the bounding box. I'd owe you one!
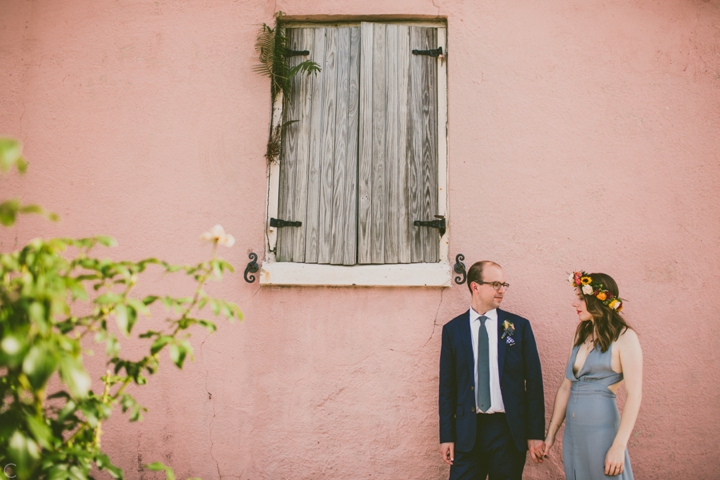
[475,281,510,291]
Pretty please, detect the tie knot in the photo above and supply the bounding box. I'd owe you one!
[479,315,488,325]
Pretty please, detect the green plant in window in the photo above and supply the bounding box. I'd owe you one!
[254,11,321,102]
[0,138,240,479]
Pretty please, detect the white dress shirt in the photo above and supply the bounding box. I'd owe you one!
[470,307,505,413]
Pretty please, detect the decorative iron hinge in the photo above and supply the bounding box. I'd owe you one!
[285,50,310,57]
[412,46,443,57]
[413,216,446,236]
[270,218,302,228]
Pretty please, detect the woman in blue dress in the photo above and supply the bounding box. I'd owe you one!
[543,272,643,479]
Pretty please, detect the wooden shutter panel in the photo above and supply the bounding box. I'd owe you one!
[276,26,361,265]
[358,23,440,264]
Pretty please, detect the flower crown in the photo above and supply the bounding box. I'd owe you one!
[568,271,623,312]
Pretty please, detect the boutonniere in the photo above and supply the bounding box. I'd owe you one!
[501,320,516,346]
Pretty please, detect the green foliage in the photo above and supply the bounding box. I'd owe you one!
[0,138,58,226]
[253,11,321,101]
[0,139,241,479]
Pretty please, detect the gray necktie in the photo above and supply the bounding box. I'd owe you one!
[477,315,491,413]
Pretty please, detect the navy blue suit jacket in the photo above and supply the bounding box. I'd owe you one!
[439,308,545,452]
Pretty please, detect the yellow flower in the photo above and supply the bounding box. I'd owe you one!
[581,276,592,285]
[596,292,607,301]
[608,299,620,309]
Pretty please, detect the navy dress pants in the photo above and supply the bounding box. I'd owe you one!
[449,413,526,480]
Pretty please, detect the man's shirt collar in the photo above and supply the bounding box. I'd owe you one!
[470,308,498,323]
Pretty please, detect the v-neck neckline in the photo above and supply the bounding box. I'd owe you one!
[572,343,596,378]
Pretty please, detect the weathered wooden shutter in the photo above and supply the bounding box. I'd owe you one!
[276,26,361,265]
[357,23,440,264]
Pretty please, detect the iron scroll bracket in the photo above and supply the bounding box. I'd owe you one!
[244,252,259,283]
[454,254,467,285]
[412,46,443,57]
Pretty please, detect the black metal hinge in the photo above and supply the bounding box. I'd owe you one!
[270,218,302,228]
[412,46,443,57]
[285,50,310,57]
[413,216,446,236]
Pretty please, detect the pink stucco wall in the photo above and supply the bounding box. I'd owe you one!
[2,0,720,478]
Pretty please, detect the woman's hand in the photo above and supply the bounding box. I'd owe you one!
[604,444,626,476]
[542,434,555,457]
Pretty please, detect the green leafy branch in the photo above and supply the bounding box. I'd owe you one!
[0,139,241,479]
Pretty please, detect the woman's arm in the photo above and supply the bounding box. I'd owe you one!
[604,329,643,475]
[543,338,576,456]
[543,377,572,455]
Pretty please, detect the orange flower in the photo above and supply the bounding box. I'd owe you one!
[596,292,607,301]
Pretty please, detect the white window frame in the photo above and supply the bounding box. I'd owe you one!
[261,21,449,287]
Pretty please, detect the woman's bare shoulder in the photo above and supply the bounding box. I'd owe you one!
[616,327,641,350]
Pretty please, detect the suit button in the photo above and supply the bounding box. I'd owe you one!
[471,407,475,413]
[470,386,474,391]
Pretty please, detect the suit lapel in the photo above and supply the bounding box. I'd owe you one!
[496,308,507,383]
[459,310,474,378]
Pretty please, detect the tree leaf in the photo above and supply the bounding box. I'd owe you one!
[22,342,58,390]
[95,453,124,479]
[95,235,117,247]
[169,343,186,369]
[7,430,40,477]
[58,355,91,399]
[114,304,129,336]
[145,461,176,480]
[0,199,20,226]
[25,415,53,449]
[150,335,172,355]
[0,137,26,172]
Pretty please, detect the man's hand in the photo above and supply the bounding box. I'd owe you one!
[440,442,454,466]
[527,439,545,464]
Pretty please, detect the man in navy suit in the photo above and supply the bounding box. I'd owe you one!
[439,261,545,479]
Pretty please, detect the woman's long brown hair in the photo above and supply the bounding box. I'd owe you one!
[574,273,631,352]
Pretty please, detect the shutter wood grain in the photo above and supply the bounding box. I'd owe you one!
[342,26,361,265]
[408,27,424,263]
[303,28,327,263]
[396,25,411,264]
[357,23,440,264]
[317,27,338,264]
[369,24,386,263]
[290,28,315,262]
[420,27,439,262]
[276,28,302,262]
[277,24,440,265]
[384,24,399,264]
[357,23,374,264]
[330,28,351,265]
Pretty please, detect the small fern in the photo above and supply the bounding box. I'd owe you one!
[254,11,321,101]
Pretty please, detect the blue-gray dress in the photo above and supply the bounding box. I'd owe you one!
[564,343,634,479]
